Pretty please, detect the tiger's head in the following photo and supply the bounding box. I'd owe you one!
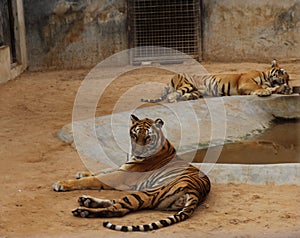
[130,114,165,158]
[268,59,290,87]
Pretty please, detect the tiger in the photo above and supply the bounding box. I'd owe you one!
[141,59,292,103]
[53,114,211,232]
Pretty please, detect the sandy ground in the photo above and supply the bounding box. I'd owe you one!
[0,62,300,238]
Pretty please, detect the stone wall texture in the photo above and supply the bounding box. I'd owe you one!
[23,0,300,70]
[202,0,300,62]
[24,0,127,70]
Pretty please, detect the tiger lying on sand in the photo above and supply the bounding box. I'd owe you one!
[53,115,210,232]
[141,59,292,103]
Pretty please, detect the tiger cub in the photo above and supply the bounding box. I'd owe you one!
[141,59,291,103]
[53,115,211,232]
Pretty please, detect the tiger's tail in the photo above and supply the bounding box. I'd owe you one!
[103,200,197,232]
[140,97,165,103]
[103,211,190,232]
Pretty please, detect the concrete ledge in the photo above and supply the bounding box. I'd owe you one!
[58,94,300,153]
[195,163,300,185]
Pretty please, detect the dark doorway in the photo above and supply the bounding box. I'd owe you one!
[0,0,17,63]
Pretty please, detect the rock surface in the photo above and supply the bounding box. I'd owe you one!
[203,0,300,62]
[58,94,300,167]
[197,163,300,185]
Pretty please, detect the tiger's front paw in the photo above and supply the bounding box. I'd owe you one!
[253,88,272,97]
[52,181,72,192]
[276,84,292,95]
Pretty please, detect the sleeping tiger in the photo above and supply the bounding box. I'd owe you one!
[53,115,210,232]
[141,59,292,103]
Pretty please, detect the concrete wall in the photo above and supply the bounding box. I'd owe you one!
[11,0,28,78]
[24,0,127,70]
[0,0,27,83]
[0,46,11,83]
[202,0,300,62]
[23,0,300,70]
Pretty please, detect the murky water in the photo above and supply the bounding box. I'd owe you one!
[184,119,300,164]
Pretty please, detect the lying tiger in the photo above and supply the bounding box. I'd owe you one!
[141,59,292,103]
[53,115,210,232]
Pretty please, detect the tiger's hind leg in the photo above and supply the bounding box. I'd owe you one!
[179,91,202,101]
[72,206,129,218]
[73,191,151,218]
[164,194,188,211]
[168,83,200,102]
[167,87,200,102]
[167,91,182,103]
[168,90,201,102]
[78,195,115,208]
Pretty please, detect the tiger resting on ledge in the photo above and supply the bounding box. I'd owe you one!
[53,115,210,232]
[141,59,292,103]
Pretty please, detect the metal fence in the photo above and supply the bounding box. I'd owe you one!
[128,0,202,64]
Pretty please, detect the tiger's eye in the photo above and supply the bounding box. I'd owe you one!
[145,136,151,142]
[130,133,137,139]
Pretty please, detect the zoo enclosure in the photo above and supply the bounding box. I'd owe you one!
[128,0,202,64]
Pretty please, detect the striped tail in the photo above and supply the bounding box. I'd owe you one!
[140,97,165,103]
[103,209,191,232]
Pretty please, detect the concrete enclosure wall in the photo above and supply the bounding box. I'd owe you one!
[202,0,300,62]
[23,0,300,70]
[0,0,27,83]
[24,0,127,70]
[0,46,11,83]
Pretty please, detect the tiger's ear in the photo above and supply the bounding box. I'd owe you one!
[130,114,139,123]
[280,68,286,74]
[155,118,164,128]
[271,59,279,68]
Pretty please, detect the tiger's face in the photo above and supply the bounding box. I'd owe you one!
[269,59,290,87]
[130,114,165,158]
[269,68,290,87]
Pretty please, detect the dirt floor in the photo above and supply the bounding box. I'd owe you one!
[0,61,300,238]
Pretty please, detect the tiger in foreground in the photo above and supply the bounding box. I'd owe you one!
[53,115,211,232]
[141,59,292,103]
